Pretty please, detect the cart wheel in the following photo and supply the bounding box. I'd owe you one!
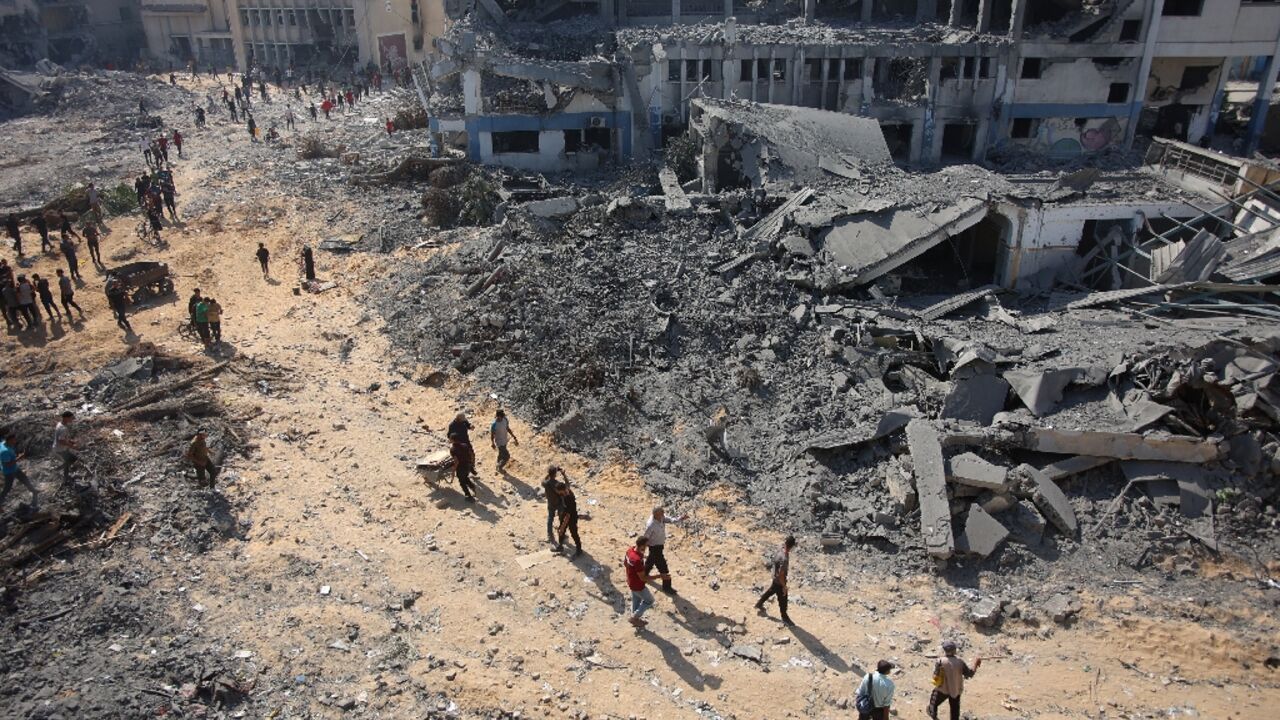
[132,288,150,304]
[159,278,175,296]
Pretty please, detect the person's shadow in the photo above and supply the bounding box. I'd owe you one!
[427,483,499,524]
[636,630,723,691]
[786,621,851,673]
[498,468,536,500]
[567,548,622,610]
[665,593,739,642]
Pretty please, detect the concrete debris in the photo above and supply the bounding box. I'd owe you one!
[1004,367,1089,417]
[524,196,579,219]
[968,597,1004,627]
[1003,500,1048,546]
[957,504,1010,558]
[1043,594,1083,625]
[1015,464,1078,536]
[941,374,1009,426]
[947,453,1009,491]
[907,420,954,560]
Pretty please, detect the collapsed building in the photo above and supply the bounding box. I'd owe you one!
[0,0,145,66]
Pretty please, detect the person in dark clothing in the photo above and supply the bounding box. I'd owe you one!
[542,465,567,543]
[187,287,202,324]
[301,245,315,281]
[247,114,257,141]
[33,273,59,320]
[59,235,82,282]
[84,223,102,268]
[15,275,38,326]
[447,412,472,443]
[755,535,796,626]
[32,214,51,252]
[56,269,83,318]
[309,102,318,121]
[6,214,20,256]
[554,482,582,557]
[256,242,270,279]
[927,641,981,720]
[105,276,132,332]
[450,436,476,501]
[58,213,79,242]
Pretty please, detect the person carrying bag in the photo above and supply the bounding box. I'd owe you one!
[855,660,896,720]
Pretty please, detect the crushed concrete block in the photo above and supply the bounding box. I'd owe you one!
[606,196,659,222]
[524,196,579,219]
[832,371,851,393]
[789,303,809,326]
[978,492,1015,514]
[969,597,1003,627]
[730,644,762,662]
[946,452,1009,491]
[1016,464,1077,536]
[1003,500,1047,545]
[941,374,1009,426]
[907,420,954,560]
[658,167,693,215]
[957,504,1009,558]
[1043,593,1082,624]
[884,463,918,513]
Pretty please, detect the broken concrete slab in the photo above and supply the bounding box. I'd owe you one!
[1022,428,1221,464]
[917,284,1001,322]
[802,406,920,454]
[523,196,579,219]
[1041,455,1113,482]
[941,374,1009,426]
[1016,464,1077,536]
[957,504,1009,558]
[1124,398,1175,432]
[821,198,989,288]
[730,644,763,662]
[658,168,693,215]
[1003,368,1084,417]
[906,420,954,560]
[946,453,1009,491]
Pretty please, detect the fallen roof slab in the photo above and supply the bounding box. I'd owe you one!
[803,406,920,454]
[822,198,988,288]
[941,374,1009,426]
[947,453,1009,491]
[907,420,955,560]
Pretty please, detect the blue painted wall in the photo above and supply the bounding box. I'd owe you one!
[430,111,633,162]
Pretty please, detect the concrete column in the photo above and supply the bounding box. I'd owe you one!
[1204,56,1233,144]
[793,48,805,105]
[804,0,815,22]
[767,47,776,103]
[1246,50,1280,155]
[862,0,873,23]
[862,56,875,112]
[917,0,935,22]
[724,0,733,17]
[750,47,758,102]
[948,0,963,27]
[722,54,736,99]
[462,68,482,115]
[1009,0,1027,39]
[600,0,615,22]
[1124,0,1163,148]
[672,0,680,24]
[978,0,993,33]
[923,56,942,163]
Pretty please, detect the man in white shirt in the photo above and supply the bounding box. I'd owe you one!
[52,410,78,484]
[642,506,682,594]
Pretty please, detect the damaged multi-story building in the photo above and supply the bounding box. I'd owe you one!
[139,0,448,70]
[411,0,1280,167]
[1,0,145,66]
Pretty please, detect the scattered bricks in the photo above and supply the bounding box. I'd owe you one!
[957,504,1009,558]
[947,452,1009,491]
[969,597,1003,628]
[1016,463,1077,536]
[907,420,954,560]
[1042,593,1082,624]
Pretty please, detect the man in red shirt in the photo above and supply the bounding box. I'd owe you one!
[624,536,656,627]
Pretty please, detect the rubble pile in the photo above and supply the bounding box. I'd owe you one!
[0,352,275,716]
[372,175,1280,575]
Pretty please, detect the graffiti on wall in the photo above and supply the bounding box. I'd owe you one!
[1018,116,1123,159]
